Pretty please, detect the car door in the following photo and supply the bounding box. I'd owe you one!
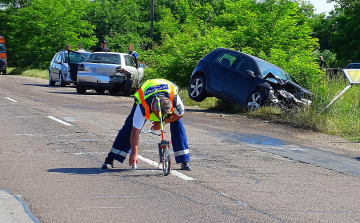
[222,55,257,104]
[123,54,140,87]
[206,51,240,93]
[52,53,61,81]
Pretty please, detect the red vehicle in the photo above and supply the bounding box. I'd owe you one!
[0,36,7,75]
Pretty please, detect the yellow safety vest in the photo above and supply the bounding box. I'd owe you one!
[134,79,177,121]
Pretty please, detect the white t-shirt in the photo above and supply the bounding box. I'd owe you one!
[133,95,184,129]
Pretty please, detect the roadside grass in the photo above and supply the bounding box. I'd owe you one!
[7,67,48,79]
[179,74,360,142]
[12,67,360,141]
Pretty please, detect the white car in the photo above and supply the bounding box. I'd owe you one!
[49,50,90,86]
[76,52,144,96]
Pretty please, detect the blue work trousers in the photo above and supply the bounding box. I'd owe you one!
[107,104,190,164]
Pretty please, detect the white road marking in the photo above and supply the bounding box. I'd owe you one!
[138,155,195,181]
[47,115,72,126]
[5,97,18,102]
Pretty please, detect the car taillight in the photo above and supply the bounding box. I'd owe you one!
[78,64,85,71]
[116,66,125,73]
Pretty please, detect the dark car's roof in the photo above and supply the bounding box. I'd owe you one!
[215,47,289,74]
[212,47,298,84]
[345,63,360,69]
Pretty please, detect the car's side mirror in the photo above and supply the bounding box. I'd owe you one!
[245,70,255,78]
[139,64,145,69]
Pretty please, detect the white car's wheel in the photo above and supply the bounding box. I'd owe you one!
[59,72,66,87]
[49,71,55,86]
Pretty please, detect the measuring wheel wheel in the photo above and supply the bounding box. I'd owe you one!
[162,146,171,176]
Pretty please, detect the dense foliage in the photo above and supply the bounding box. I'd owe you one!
[0,0,358,87]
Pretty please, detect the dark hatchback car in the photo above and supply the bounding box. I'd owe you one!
[188,48,312,111]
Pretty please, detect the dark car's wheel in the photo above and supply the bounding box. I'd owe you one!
[49,72,55,86]
[96,89,105,94]
[188,75,207,102]
[122,79,132,96]
[59,72,66,87]
[1,70,6,75]
[76,85,86,94]
[246,90,264,111]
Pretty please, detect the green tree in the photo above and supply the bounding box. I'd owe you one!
[143,0,321,89]
[7,0,96,69]
[328,1,360,66]
[86,0,150,53]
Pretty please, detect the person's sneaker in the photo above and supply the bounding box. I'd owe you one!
[181,162,192,171]
[100,157,114,169]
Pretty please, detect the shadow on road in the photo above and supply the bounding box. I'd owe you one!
[47,167,129,174]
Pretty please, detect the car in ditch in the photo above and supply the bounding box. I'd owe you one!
[49,50,90,86]
[76,52,144,96]
[188,48,312,111]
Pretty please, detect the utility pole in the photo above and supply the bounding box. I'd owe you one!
[150,0,154,50]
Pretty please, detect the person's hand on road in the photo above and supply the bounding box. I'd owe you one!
[129,151,138,167]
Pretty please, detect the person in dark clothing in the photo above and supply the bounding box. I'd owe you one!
[94,40,110,52]
[320,56,327,69]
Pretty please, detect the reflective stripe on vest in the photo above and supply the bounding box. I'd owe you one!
[169,84,175,112]
[137,88,150,119]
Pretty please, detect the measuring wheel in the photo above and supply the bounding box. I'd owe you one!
[159,140,172,176]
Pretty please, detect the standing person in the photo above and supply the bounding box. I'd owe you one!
[100,78,192,171]
[65,44,71,51]
[94,39,110,52]
[128,44,138,66]
[320,56,327,69]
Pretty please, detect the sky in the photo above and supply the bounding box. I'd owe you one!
[307,0,337,15]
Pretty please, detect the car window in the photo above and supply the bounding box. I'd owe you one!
[0,43,5,53]
[65,52,89,63]
[85,53,121,64]
[64,52,69,63]
[214,52,238,68]
[346,64,360,69]
[234,57,257,74]
[59,53,64,63]
[55,53,61,63]
[124,55,136,67]
[51,53,58,62]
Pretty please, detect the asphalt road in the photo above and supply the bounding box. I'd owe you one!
[1,75,360,223]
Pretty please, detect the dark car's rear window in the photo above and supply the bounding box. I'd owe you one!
[85,53,121,64]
